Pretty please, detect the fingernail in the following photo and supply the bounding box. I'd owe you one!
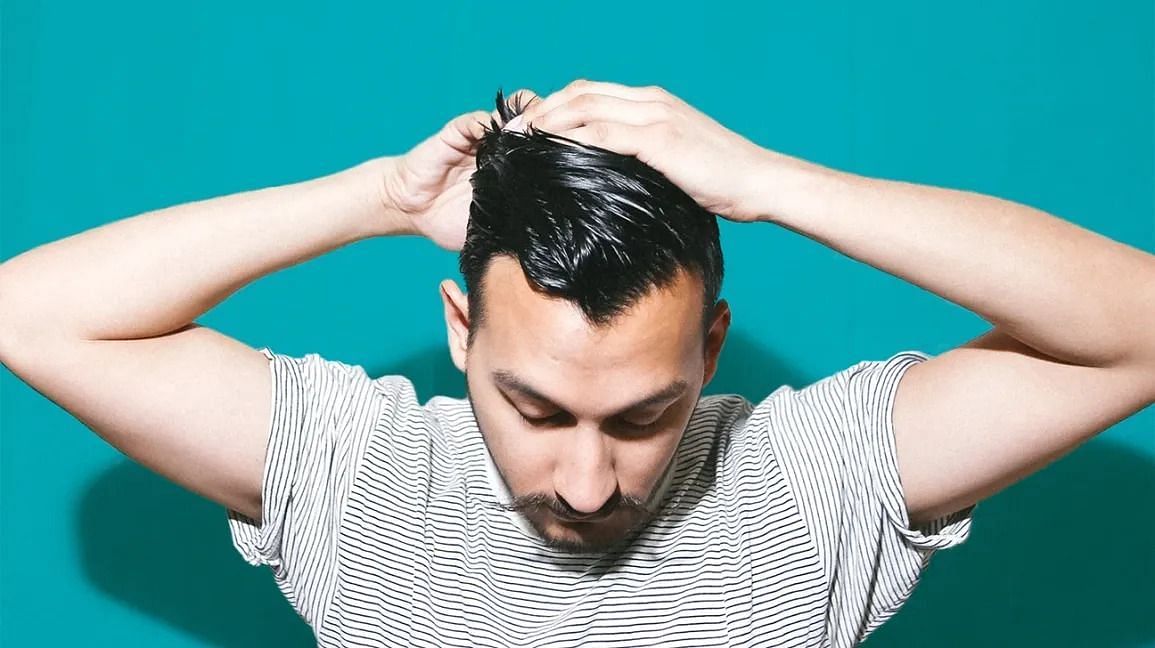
[503,114,526,132]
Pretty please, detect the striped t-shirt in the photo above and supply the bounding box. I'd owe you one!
[227,347,975,647]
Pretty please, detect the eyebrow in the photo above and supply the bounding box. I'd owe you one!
[491,369,689,417]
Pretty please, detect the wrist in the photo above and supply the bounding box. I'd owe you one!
[352,156,417,239]
[746,151,858,227]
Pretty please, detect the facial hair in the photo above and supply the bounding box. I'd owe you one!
[464,374,668,554]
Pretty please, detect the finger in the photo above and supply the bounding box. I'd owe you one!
[534,79,663,112]
[506,88,542,113]
[491,87,541,124]
[436,88,542,156]
[439,109,494,155]
[530,94,668,134]
[522,79,666,122]
[553,121,655,158]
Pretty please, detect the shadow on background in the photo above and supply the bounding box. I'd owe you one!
[78,461,315,647]
[77,334,1153,646]
[871,438,1155,647]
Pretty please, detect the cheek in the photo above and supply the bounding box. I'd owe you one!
[470,390,557,491]
[616,403,696,491]
[617,432,682,491]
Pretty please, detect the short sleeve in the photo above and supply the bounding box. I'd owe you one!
[225,346,391,627]
[842,350,975,641]
[757,350,976,647]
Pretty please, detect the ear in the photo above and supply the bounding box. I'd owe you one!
[703,299,731,386]
[439,279,470,373]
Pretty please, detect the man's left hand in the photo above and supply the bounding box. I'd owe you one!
[520,79,792,223]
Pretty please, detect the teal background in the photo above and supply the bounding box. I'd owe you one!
[2,1,1152,645]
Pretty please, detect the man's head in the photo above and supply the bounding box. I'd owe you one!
[439,89,730,554]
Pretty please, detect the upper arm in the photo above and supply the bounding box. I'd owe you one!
[0,322,272,520]
[893,325,1155,524]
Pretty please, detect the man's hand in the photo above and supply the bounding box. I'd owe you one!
[380,89,539,250]
[520,79,794,223]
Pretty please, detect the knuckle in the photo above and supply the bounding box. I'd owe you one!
[651,101,675,119]
[572,93,598,108]
[644,84,669,98]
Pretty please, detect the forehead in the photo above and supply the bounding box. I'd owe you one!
[474,256,704,376]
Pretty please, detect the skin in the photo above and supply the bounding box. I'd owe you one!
[440,256,730,552]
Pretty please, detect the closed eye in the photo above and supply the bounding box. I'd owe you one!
[517,411,573,427]
[517,410,660,432]
[615,416,663,433]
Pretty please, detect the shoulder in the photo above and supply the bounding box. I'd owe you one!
[743,350,932,436]
[692,392,756,426]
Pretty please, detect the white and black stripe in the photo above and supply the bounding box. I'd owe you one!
[227,347,975,647]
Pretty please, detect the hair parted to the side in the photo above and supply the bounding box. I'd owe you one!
[459,88,724,343]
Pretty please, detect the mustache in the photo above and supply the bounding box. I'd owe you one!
[487,491,661,520]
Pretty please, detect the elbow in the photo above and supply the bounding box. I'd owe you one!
[0,272,45,361]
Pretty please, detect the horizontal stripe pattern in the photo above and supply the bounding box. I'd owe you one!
[227,347,974,646]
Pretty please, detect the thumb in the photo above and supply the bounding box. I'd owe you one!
[440,110,495,154]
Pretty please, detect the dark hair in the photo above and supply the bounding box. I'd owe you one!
[459,88,724,343]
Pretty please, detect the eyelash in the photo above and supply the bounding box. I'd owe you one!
[517,412,567,427]
[619,419,661,433]
[516,411,659,432]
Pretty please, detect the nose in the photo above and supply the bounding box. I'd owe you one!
[557,490,621,521]
[554,426,618,517]
[554,489,619,519]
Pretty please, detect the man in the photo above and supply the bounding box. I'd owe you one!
[0,80,1151,647]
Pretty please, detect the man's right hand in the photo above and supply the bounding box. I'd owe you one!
[379,89,539,251]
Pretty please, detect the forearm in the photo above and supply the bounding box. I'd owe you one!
[754,154,1155,368]
[0,157,410,341]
